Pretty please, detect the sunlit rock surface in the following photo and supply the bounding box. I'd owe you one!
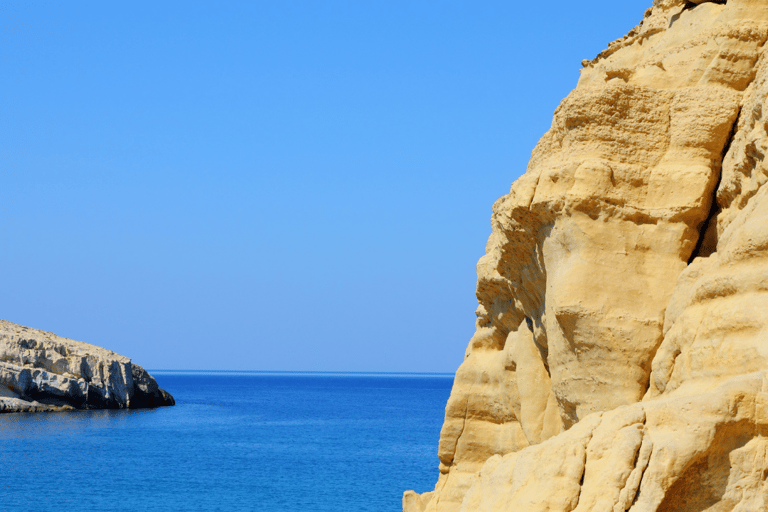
[0,319,174,413]
[405,1,768,510]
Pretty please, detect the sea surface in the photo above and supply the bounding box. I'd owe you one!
[0,372,453,511]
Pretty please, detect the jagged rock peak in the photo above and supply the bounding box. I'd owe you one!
[0,319,174,413]
[405,1,768,510]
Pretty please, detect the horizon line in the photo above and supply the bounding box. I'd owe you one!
[147,369,456,376]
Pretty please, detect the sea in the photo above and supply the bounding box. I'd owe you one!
[0,372,453,511]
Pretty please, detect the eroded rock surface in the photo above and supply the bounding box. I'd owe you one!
[0,319,174,412]
[405,1,768,510]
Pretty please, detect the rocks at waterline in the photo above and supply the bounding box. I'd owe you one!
[0,319,174,413]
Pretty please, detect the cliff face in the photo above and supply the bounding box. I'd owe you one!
[404,1,768,511]
[0,319,174,412]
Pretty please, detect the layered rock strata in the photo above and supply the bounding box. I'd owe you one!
[0,319,174,412]
[405,1,768,510]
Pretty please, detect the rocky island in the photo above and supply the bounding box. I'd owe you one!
[0,319,174,413]
[405,1,768,510]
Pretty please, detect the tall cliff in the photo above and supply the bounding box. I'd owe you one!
[405,1,768,510]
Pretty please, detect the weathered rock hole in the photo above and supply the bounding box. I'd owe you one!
[671,1,727,28]
[684,0,727,10]
[687,106,742,263]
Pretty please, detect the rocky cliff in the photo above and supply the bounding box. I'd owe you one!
[0,319,174,412]
[405,1,768,510]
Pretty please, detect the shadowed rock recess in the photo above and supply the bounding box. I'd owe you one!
[404,1,768,511]
[0,320,174,413]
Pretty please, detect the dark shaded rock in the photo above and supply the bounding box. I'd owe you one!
[129,364,175,408]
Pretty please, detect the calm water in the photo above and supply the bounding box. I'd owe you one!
[0,372,452,511]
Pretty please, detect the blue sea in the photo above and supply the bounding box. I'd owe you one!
[0,372,452,511]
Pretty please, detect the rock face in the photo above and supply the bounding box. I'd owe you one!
[405,1,768,510]
[0,319,174,413]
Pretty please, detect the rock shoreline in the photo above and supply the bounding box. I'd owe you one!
[0,319,174,413]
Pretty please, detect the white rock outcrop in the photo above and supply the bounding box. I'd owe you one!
[0,319,174,412]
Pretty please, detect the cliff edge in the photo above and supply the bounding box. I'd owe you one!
[405,1,768,510]
[0,319,174,412]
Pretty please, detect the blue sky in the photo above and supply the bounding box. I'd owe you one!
[1,1,651,372]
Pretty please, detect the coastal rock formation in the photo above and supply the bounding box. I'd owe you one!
[0,319,174,412]
[405,1,768,510]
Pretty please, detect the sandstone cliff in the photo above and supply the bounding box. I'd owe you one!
[0,319,174,412]
[405,1,768,510]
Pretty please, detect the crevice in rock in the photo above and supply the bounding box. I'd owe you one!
[686,186,720,263]
[526,172,542,210]
[626,476,644,512]
[622,418,652,511]
[446,381,473,471]
[630,429,643,471]
[687,106,741,263]
[640,325,667,399]
[570,420,600,512]
[525,316,552,379]
[624,459,644,511]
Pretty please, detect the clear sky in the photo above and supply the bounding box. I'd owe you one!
[1,1,651,372]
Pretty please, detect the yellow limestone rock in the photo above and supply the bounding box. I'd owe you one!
[405,1,768,511]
